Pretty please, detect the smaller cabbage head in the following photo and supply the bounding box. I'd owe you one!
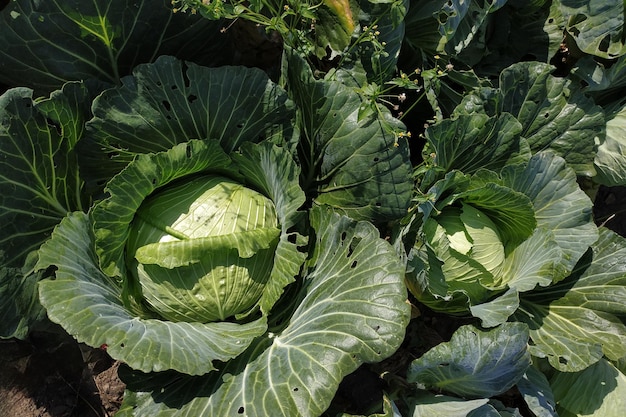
[126,175,280,323]
[421,202,507,309]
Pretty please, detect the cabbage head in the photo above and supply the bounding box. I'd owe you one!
[406,153,598,324]
[126,176,280,323]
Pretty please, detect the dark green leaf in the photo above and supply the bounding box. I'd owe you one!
[284,49,413,222]
[0,87,85,267]
[81,56,294,191]
[407,323,531,398]
[0,0,231,95]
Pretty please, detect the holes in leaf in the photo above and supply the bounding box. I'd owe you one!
[287,233,297,244]
[373,325,380,332]
[544,112,550,118]
[181,62,191,88]
[186,146,193,158]
[162,100,171,112]
[375,202,382,207]
[350,260,358,268]
[151,178,157,186]
[293,387,299,392]
[558,356,568,365]
[347,237,361,258]
[46,118,62,136]
[598,35,610,54]
[341,231,347,241]
[373,157,379,163]
[120,343,125,348]
[43,265,58,279]
[237,122,244,129]
[237,406,244,414]
[548,18,554,24]
[188,94,198,104]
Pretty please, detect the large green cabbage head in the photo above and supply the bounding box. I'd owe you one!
[126,176,280,322]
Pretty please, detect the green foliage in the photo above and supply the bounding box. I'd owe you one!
[2,0,626,416]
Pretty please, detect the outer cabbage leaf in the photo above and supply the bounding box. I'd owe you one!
[0,0,230,95]
[37,212,267,375]
[594,103,626,186]
[455,62,605,176]
[0,83,92,338]
[468,1,565,77]
[502,151,598,277]
[438,0,507,58]
[283,49,413,223]
[423,112,528,184]
[404,392,490,417]
[407,323,531,398]
[513,227,626,372]
[0,255,46,339]
[231,142,307,315]
[516,364,558,417]
[115,206,410,417]
[80,55,294,191]
[470,288,520,328]
[551,358,626,417]
[559,0,626,59]
[402,0,505,57]
[572,54,626,108]
[0,87,87,267]
[314,0,360,58]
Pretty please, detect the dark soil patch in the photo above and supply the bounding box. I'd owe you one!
[0,328,124,417]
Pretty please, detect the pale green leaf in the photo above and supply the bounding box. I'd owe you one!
[37,212,268,375]
[502,151,597,279]
[501,228,563,291]
[470,288,520,328]
[594,102,626,186]
[406,391,489,417]
[513,228,626,371]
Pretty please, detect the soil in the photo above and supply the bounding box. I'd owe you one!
[0,328,124,417]
[1,185,625,417]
